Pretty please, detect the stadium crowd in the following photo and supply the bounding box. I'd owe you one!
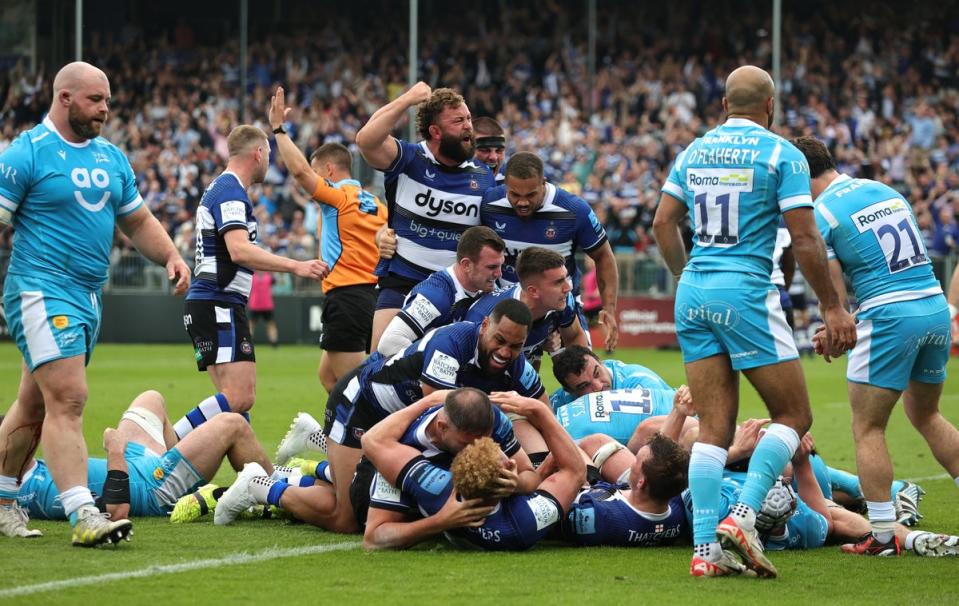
[2,2,959,269]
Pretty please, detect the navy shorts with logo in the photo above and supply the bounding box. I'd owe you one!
[183,300,255,371]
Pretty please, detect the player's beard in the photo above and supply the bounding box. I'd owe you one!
[439,130,474,164]
[68,105,104,140]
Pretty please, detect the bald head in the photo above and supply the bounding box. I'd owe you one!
[53,62,109,96]
[724,65,774,114]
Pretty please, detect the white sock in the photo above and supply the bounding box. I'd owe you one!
[866,500,897,542]
[248,475,276,504]
[904,530,928,551]
[0,475,19,501]
[60,486,95,519]
[307,431,327,453]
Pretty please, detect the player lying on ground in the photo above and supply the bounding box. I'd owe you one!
[1,390,275,537]
[360,390,585,550]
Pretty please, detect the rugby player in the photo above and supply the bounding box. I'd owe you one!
[0,61,190,546]
[472,117,507,183]
[652,65,857,577]
[549,345,672,410]
[361,390,585,550]
[793,136,959,556]
[377,226,505,357]
[482,152,620,352]
[356,84,495,351]
[177,126,328,439]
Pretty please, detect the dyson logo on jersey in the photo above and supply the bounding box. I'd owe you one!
[414,189,479,218]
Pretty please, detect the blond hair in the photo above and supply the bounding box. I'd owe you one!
[451,437,502,499]
[227,125,268,158]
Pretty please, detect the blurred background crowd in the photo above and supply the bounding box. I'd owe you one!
[2,0,958,293]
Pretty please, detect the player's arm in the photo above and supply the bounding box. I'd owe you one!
[783,207,856,355]
[377,316,420,356]
[360,391,450,484]
[791,434,834,536]
[223,229,328,280]
[492,392,586,512]
[117,205,190,295]
[364,490,493,550]
[658,385,695,442]
[268,87,320,197]
[101,428,131,521]
[652,193,689,280]
[356,81,432,170]
[827,259,848,311]
[587,242,619,352]
[558,318,590,350]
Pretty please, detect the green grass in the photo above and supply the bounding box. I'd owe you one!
[0,343,957,604]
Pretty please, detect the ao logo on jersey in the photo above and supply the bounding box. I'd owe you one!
[71,167,111,212]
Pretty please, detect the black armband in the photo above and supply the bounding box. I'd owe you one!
[102,470,131,505]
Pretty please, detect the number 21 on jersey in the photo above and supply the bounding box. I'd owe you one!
[852,198,929,274]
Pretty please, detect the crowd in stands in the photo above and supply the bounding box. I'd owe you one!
[2,2,958,281]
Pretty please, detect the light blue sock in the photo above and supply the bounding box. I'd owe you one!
[689,442,728,546]
[828,466,863,499]
[739,423,799,511]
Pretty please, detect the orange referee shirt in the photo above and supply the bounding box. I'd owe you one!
[312,178,387,293]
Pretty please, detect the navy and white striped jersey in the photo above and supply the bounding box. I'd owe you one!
[396,266,483,340]
[357,321,545,417]
[381,140,496,281]
[464,284,576,357]
[400,404,520,469]
[187,171,257,305]
[482,182,607,292]
[563,482,688,547]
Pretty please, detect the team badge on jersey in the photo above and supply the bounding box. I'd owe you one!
[470,178,479,190]
[52,316,69,330]
[545,225,557,239]
[153,467,165,481]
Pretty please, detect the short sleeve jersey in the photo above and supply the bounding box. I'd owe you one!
[381,140,495,281]
[464,284,577,358]
[813,174,941,311]
[482,182,606,292]
[0,117,143,291]
[187,171,257,305]
[563,483,688,547]
[660,118,813,278]
[396,266,483,340]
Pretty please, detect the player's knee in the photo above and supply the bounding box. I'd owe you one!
[578,433,613,456]
[44,384,88,417]
[221,387,255,412]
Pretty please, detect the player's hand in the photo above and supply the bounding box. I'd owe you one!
[821,304,857,359]
[490,391,545,419]
[376,227,397,260]
[269,86,293,130]
[791,432,815,465]
[102,427,127,453]
[404,81,432,106]
[437,489,495,530]
[598,309,618,353]
[294,259,329,281]
[542,330,562,355]
[167,255,191,295]
[488,459,519,499]
[729,418,769,461]
[672,384,696,417]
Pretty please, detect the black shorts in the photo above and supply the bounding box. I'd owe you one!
[249,309,274,322]
[349,457,377,528]
[321,285,377,353]
[183,300,255,371]
[322,366,386,449]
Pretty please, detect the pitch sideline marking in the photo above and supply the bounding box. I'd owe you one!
[0,540,363,599]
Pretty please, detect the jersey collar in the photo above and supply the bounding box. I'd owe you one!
[331,178,361,189]
[43,116,92,148]
[821,173,852,197]
[446,265,481,298]
[723,117,763,129]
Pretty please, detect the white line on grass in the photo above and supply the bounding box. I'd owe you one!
[903,473,951,482]
[0,541,362,599]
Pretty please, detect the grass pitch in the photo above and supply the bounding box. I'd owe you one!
[0,343,957,605]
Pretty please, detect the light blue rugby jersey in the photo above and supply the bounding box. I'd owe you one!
[550,359,672,410]
[381,140,495,281]
[481,182,606,292]
[0,117,143,291]
[814,174,941,311]
[661,118,813,278]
